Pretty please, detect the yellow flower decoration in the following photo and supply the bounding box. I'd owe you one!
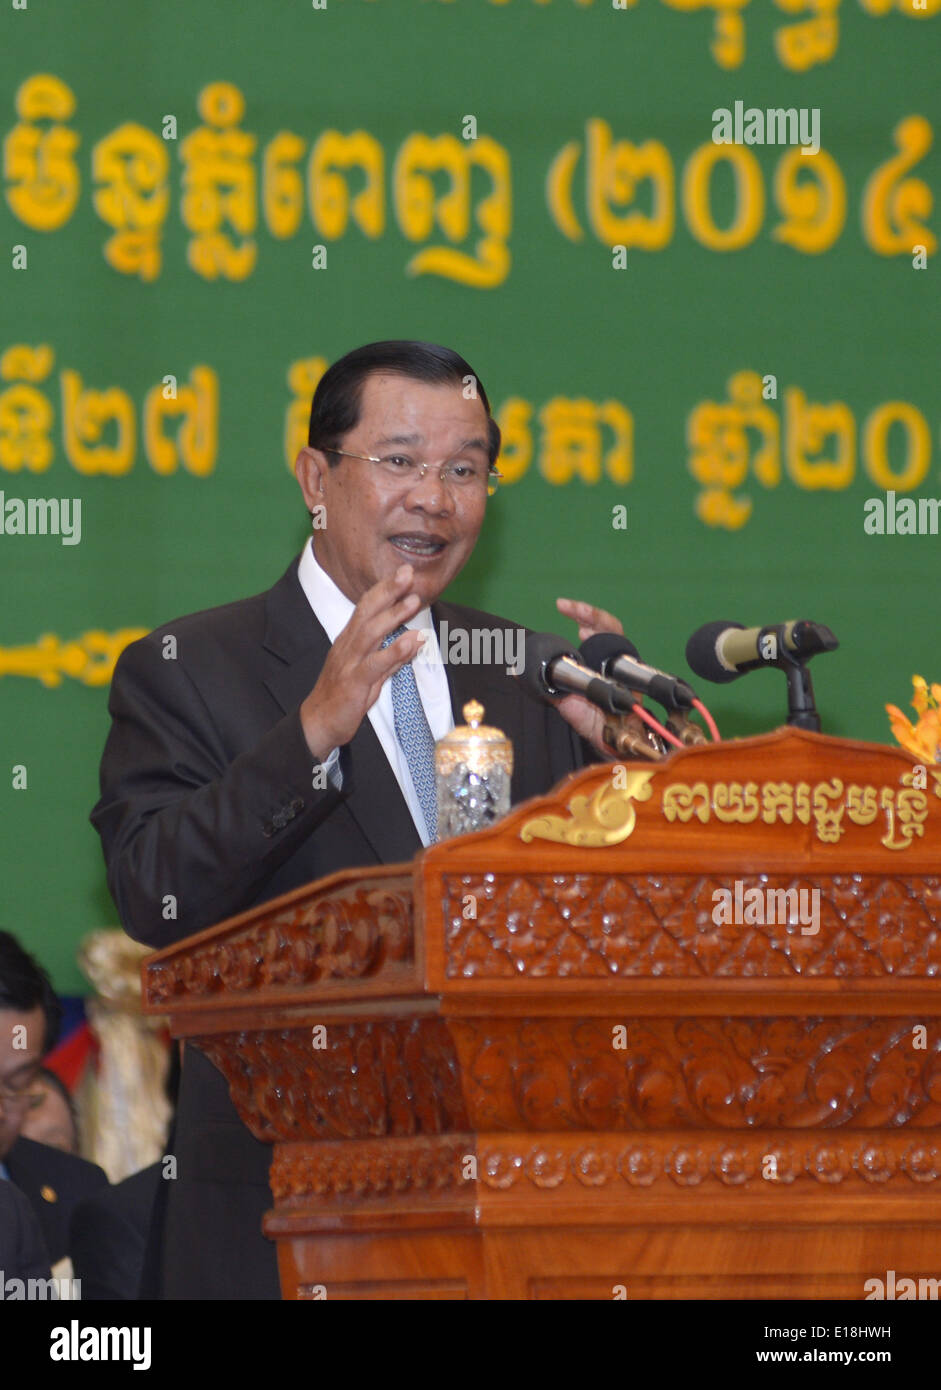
[886,675,941,763]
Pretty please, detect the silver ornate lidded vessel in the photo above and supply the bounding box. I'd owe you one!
[435,699,513,838]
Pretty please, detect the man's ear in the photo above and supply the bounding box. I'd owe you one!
[295,446,328,512]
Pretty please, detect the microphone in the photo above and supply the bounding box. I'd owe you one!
[580,633,697,710]
[686,620,839,685]
[516,632,635,715]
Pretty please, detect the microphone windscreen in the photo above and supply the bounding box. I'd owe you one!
[685,621,744,684]
[515,630,579,702]
[579,633,641,671]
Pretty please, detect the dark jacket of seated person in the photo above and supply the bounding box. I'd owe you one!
[5,1134,109,1266]
[0,1177,53,1287]
[69,1161,162,1300]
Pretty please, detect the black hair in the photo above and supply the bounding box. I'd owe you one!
[33,1064,74,1110]
[0,931,62,1054]
[33,1065,80,1150]
[307,339,501,466]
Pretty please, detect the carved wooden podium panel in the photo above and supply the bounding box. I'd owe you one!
[142,729,941,1299]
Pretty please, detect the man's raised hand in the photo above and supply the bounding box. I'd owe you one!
[300,564,425,759]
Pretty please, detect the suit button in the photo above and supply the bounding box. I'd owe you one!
[262,821,274,838]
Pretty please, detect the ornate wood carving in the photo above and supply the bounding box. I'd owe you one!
[146,877,414,1008]
[442,873,941,979]
[195,1018,469,1144]
[448,1017,941,1130]
[270,1136,472,1201]
[475,1131,941,1192]
[192,1014,941,1142]
[267,1131,941,1204]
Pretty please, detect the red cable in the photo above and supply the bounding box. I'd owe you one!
[632,703,684,750]
[693,697,721,742]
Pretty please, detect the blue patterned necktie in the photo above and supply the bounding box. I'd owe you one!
[381,625,438,843]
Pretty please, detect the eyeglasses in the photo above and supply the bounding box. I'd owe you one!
[321,448,502,497]
[0,1085,45,1112]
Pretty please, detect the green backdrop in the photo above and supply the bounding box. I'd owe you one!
[2,0,938,991]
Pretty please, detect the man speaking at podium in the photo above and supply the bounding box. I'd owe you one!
[91,340,619,1299]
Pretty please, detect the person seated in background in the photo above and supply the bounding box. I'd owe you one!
[0,1179,53,1289]
[19,1066,80,1154]
[0,930,108,1268]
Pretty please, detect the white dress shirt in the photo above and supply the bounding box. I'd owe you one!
[296,538,454,845]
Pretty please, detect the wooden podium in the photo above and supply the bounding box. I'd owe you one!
[142,728,941,1300]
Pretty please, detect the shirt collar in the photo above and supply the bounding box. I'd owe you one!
[297,538,434,643]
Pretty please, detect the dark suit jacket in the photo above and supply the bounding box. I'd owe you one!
[69,1161,161,1300]
[5,1135,109,1266]
[90,553,593,1299]
[0,1176,54,1284]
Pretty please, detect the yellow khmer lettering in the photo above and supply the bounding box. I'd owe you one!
[687,371,780,530]
[772,147,845,253]
[310,130,384,239]
[4,74,80,231]
[492,398,533,485]
[659,777,934,849]
[682,142,764,252]
[586,120,674,250]
[92,123,170,281]
[0,344,56,474]
[880,784,928,850]
[862,116,937,258]
[263,131,306,240]
[60,369,135,476]
[784,388,855,490]
[546,139,583,241]
[143,367,218,477]
[394,133,511,287]
[538,398,634,486]
[284,358,329,469]
[811,779,845,843]
[661,781,711,824]
[773,0,840,71]
[845,784,879,826]
[712,781,760,823]
[862,402,931,493]
[181,81,257,281]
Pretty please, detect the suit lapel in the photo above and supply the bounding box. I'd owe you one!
[260,557,422,863]
[433,600,523,742]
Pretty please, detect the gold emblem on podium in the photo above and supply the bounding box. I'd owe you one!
[520,767,656,847]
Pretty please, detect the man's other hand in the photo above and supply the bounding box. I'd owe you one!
[554,597,624,644]
[553,597,625,759]
[553,693,618,760]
